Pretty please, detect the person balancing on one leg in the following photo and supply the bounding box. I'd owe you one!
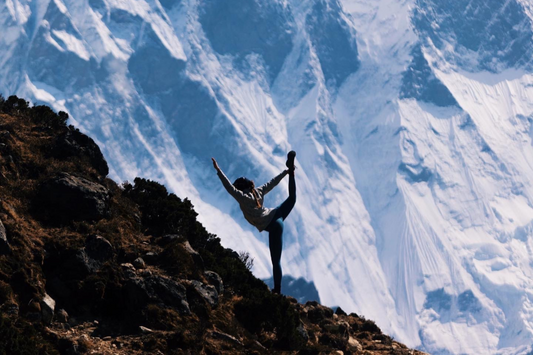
[212,151,297,294]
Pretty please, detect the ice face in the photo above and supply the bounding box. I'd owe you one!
[413,0,533,72]
[199,0,295,82]
[400,45,457,107]
[306,0,360,87]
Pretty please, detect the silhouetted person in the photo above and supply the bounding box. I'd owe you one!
[212,151,296,294]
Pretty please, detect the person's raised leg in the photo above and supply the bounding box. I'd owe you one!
[277,168,296,221]
[267,218,283,293]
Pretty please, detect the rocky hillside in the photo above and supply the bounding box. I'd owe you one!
[0,95,425,354]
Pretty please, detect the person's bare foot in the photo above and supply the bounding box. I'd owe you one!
[286,151,296,171]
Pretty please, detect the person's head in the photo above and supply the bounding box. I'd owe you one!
[233,177,254,191]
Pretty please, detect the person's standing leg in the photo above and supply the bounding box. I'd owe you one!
[267,218,283,293]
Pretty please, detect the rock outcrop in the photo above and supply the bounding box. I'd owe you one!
[36,173,110,224]
[53,127,109,177]
[0,218,10,255]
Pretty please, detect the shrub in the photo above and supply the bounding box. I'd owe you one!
[1,96,29,114]
[238,251,254,271]
[0,315,58,355]
[234,290,304,349]
[30,105,68,128]
[0,281,13,304]
[122,178,208,245]
[142,304,180,330]
[0,95,68,128]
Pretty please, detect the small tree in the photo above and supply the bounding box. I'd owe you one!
[238,251,254,271]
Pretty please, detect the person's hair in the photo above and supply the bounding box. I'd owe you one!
[233,177,252,191]
[233,177,261,208]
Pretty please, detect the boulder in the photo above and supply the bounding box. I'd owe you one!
[297,322,309,342]
[62,249,104,278]
[148,276,190,314]
[190,280,218,308]
[322,321,349,336]
[41,293,56,324]
[121,263,136,274]
[36,173,110,224]
[204,271,224,294]
[0,218,10,255]
[305,301,334,323]
[57,237,113,279]
[139,326,154,334]
[156,234,182,246]
[124,273,190,315]
[186,281,218,318]
[347,337,363,352]
[56,308,69,323]
[159,239,204,279]
[53,128,109,176]
[85,235,113,262]
[335,306,347,316]
[208,330,243,346]
[183,240,204,270]
[143,252,158,264]
[133,257,146,270]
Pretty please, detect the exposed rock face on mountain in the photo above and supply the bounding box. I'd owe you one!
[36,173,110,224]
[0,218,10,256]
[53,128,109,177]
[0,98,425,354]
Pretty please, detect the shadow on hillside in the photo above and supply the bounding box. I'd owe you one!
[263,275,321,304]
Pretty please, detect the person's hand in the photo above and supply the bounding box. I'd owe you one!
[211,158,220,172]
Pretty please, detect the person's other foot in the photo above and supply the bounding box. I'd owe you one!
[286,150,296,171]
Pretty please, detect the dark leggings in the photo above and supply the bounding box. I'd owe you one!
[265,173,296,293]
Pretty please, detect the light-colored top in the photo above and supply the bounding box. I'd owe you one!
[217,169,288,231]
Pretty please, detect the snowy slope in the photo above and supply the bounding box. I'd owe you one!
[2,0,533,353]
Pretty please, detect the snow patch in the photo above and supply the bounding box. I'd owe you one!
[52,30,91,61]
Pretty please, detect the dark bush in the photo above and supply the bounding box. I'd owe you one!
[0,95,68,128]
[158,241,202,279]
[234,290,304,349]
[2,96,29,114]
[30,105,68,128]
[0,281,13,304]
[122,178,207,243]
[0,315,58,355]
[142,304,180,330]
[361,319,381,333]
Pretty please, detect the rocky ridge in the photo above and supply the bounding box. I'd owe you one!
[0,96,426,354]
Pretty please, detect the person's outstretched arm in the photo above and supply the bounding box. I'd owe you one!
[257,170,289,196]
[212,158,247,203]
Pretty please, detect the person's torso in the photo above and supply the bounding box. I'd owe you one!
[238,189,275,230]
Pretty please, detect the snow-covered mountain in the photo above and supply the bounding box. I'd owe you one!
[2,0,533,353]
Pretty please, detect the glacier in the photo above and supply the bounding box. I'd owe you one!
[2,0,533,353]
